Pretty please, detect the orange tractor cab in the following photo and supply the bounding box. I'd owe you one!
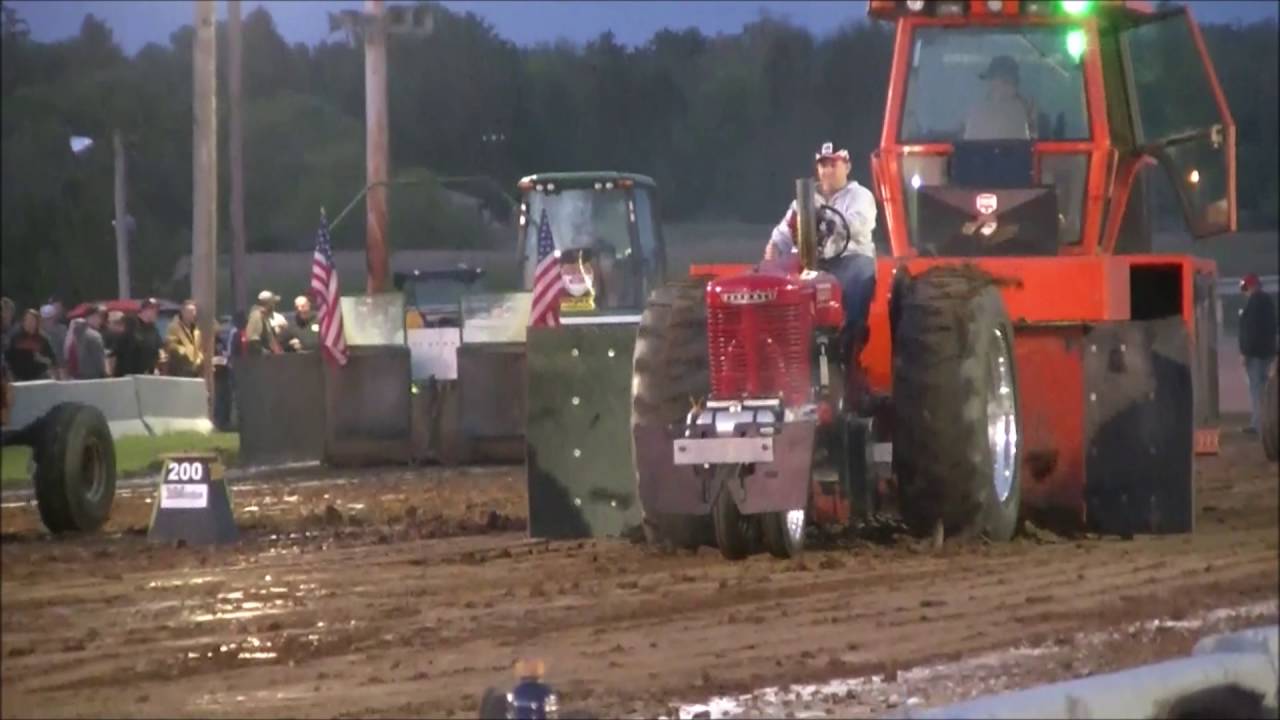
[632,0,1233,559]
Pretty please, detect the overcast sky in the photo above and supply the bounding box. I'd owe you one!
[7,1,1279,54]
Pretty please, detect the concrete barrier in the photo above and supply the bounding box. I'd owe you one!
[8,378,150,438]
[235,352,326,467]
[323,346,413,466]
[898,625,1279,719]
[133,376,214,436]
[9,376,212,440]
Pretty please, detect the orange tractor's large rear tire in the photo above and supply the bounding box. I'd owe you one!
[631,280,714,551]
[1263,361,1278,462]
[892,267,1022,542]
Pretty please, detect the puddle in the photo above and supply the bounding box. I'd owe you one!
[183,582,319,624]
[145,576,221,590]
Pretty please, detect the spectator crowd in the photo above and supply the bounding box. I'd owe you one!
[3,288,327,385]
[1,296,205,383]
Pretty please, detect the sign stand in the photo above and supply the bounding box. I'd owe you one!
[147,452,238,545]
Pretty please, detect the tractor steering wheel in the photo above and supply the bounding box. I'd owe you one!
[815,204,852,261]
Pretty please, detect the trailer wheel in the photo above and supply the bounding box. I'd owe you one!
[892,267,1021,542]
[1263,362,1278,462]
[33,403,116,534]
[631,280,714,551]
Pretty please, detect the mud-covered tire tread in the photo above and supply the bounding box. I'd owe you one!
[631,279,714,550]
[892,266,1021,541]
[711,479,753,560]
[33,402,116,534]
[1263,363,1278,462]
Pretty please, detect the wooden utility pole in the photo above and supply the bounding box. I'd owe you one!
[228,0,248,312]
[193,0,218,393]
[112,129,131,299]
[364,0,390,294]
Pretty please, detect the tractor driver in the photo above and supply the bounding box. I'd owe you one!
[764,141,878,364]
[964,55,1035,141]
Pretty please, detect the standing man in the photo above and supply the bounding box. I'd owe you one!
[288,295,321,352]
[1,297,15,358]
[244,290,283,355]
[39,303,67,377]
[70,305,109,380]
[114,299,164,376]
[765,141,879,365]
[165,300,205,377]
[5,309,56,381]
[1239,273,1277,435]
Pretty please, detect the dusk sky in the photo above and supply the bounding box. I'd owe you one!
[7,1,1279,53]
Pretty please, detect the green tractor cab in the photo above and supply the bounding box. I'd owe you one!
[516,172,667,318]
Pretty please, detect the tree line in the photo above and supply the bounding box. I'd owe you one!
[1,2,1276,309]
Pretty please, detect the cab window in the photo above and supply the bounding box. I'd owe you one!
[901,26,1090,143]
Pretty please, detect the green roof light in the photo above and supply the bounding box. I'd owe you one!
[1066,29,1087,60]
[1061,0,1093,15]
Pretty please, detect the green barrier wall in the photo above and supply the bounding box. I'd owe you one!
[525,323,641,539]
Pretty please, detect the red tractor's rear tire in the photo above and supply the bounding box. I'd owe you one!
[892,267,1022,542]
[1263,361,1278,462]
[631,280,715,551]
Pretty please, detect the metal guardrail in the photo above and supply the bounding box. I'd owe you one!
[897,625,1278,719]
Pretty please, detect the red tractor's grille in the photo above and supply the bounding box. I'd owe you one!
[708,300,813,406]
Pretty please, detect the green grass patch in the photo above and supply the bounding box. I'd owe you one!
[1,432,239,488]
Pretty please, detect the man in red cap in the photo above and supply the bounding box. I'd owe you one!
[1238,273,1276,435]
[764,140,878,366]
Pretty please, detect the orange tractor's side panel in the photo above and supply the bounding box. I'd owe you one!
[1013,326,1088,527]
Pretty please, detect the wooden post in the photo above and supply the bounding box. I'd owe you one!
[112,129,131,299]
[193,0,218,396]
[228,0,248,313]
[364,0,390,294]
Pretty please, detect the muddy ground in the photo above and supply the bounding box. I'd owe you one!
[1,429,1276,719]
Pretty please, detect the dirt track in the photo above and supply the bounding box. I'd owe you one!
[1,429,1276,719]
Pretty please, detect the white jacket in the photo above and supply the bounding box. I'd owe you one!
[767,181,877,260]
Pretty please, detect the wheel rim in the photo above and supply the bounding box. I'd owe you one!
[987,327,1018,504]
[81,439,106,503]
[783,508,805,549]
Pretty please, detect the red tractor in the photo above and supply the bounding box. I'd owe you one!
[632,0,1234,559]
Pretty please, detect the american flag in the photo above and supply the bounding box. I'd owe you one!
[528,208,563,327]
[310,209,348,366]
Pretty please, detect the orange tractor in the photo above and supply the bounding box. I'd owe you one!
[632,0,1234,559]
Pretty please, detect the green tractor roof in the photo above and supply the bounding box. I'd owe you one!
[517,171,656,189]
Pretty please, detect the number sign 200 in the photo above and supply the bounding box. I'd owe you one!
[166,461,206,482]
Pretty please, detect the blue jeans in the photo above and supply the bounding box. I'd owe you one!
[819,253,877,361]
[1245,355,1272,433]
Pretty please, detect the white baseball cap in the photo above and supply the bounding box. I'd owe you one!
[815,141,851,163]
